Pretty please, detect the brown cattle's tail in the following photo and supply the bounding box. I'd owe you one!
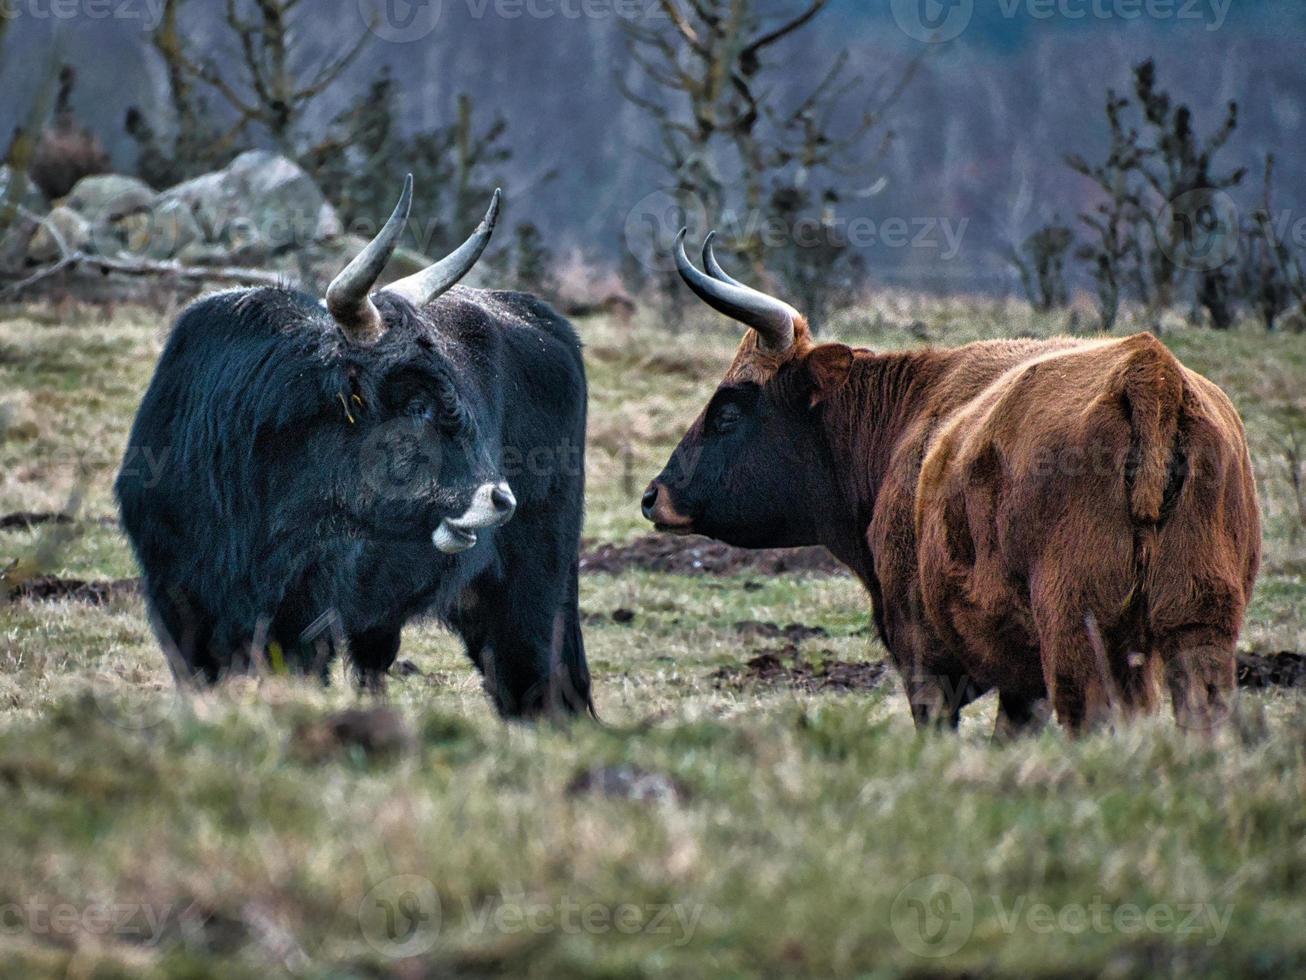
[1115,334,1186,525]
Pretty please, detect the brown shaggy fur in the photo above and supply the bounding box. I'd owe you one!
[655,322,1260,734]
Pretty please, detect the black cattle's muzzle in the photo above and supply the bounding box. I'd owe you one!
[433,482,516,553]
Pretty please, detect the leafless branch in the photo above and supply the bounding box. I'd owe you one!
[0,207,285,301]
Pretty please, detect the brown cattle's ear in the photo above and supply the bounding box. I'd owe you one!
[805,344,853,407]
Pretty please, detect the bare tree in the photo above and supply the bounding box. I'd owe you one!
[1066,60,1254,331]
[304,74,511,260]
[127,0,246,186]
[161,0,370,157]
[620,0,918,325]
[1066,91,1151,331]
[1238,155,1306,331]
[1007,221,1073,313]
[29,66,110,201]
[1130,60,1245,328]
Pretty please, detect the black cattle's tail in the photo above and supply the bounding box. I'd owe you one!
[551,559,597,719]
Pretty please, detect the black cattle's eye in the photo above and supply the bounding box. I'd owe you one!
[403,398,433,422]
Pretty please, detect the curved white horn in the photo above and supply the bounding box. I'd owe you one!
[325,174,413,343]
[384,189,501,307]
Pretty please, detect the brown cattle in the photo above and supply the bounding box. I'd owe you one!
[643,230,1260,734]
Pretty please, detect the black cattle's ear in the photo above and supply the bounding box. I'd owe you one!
[804,344,853,407]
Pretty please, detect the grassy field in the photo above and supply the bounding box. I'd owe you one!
[1,295,1304,977]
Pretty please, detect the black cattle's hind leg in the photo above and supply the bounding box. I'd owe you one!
[271,597,342,684]
[552,560,594,715]
[454,575,592,719]
[347,627,402,693]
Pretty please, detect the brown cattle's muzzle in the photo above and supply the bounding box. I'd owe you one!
[641,481,694,534]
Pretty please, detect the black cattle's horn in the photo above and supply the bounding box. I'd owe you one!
[326,174,414,343]
[384,189,502,307]
[674,228,798,352]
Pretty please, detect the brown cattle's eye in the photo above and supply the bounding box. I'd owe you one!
[712,402,743,433]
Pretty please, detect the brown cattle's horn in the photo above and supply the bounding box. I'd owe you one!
[674,228,797,352]
[702,231,745,288]
[384,188,502,307]
[326,174,413,344]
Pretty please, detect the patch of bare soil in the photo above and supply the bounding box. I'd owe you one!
[582,607,638,626]
[713,620,887,693]
[579,534,846,576]
[716,650,1306,696]
[4,574,139,604]
[567,763,688,804]
[0,512,75,530]
[1237,651,1306,689]
[0,511,120,530]
[712,644,888,693]
[733,620,829,643]
[291,707,414,762]
[1,516,845,579]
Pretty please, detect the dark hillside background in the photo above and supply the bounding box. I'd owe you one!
[2,0,1302,294]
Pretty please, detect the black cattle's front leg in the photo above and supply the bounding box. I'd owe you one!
[146,584,221,683]
[455,578,591,719]
[453,520,593,720]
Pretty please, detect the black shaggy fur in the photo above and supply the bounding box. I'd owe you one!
[116,284,593,718]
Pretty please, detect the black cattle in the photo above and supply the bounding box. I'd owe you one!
[116,177,593,718]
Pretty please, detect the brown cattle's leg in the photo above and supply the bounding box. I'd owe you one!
[1161,629,1236,733]
[1085,607,1164,722]
[1035,613,1116,736]
[903,669,984,730]
[993,691,1049,739]
[884,615,984,730]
